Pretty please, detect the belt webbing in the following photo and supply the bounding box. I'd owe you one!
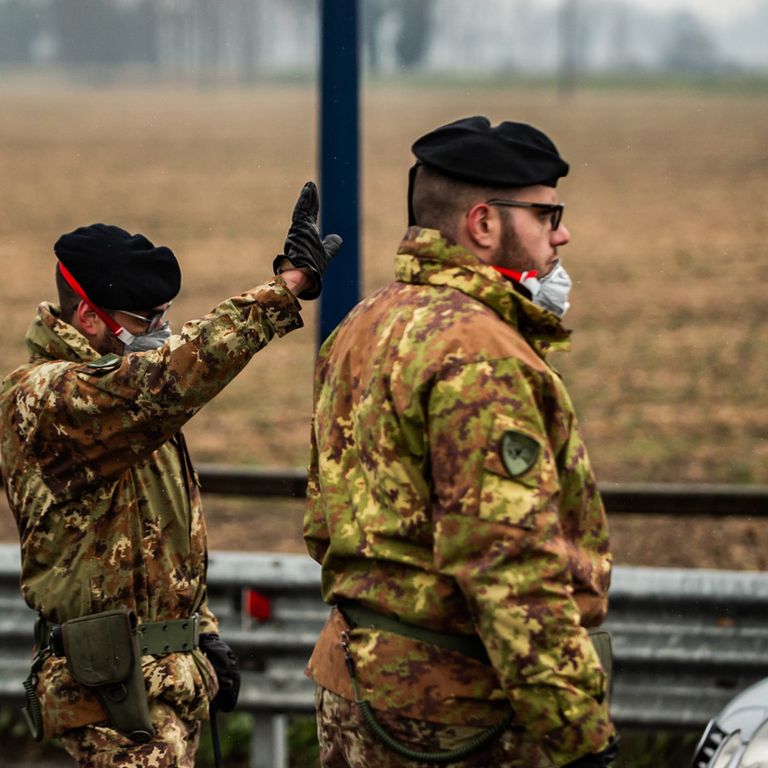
[39,614,200,657]
[339,602,490,665]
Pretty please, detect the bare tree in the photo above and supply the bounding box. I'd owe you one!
[663,11,720,74]
[558,0,579,95]
[394,0,434,70]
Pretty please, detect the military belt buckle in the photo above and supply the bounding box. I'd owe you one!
[136,613,200,656]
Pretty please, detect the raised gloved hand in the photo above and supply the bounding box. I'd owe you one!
[273,181,343,300]
[199,632,241,712]
[561,737,620,768]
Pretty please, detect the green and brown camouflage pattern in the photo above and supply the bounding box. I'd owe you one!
[316,685,554,768]
[0,277,303,736]
[305,228,615,764]
[60,697,202,767]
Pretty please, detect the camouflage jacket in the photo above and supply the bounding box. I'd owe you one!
[0,277,302,736]
[304,229,614,764]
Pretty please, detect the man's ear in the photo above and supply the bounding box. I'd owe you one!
[465,202,501,254]
[74,300,103,338]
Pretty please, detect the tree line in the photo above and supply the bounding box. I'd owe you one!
[0,0,759,82]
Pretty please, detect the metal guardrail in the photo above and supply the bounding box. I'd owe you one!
[2,544,768,767]
[192,465,768,517]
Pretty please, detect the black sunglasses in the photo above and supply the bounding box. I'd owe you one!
[486,199,565,231]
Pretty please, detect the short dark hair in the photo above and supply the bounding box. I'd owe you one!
[411,165,500,240]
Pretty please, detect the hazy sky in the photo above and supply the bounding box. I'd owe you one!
[643,0,762,21]
[541,0,763,23]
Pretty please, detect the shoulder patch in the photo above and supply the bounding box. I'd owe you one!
[84,353,122,372]
[500,431,539,477]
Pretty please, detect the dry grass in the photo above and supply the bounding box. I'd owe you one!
[1,75,767,564]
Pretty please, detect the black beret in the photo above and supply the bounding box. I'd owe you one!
[412,115,569,188]
[55,223,181,310]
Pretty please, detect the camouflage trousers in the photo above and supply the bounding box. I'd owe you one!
[315,687,555,768]
[59,699,201,768]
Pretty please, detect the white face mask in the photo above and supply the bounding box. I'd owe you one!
[529,261,572,317]
[123,322,172,353]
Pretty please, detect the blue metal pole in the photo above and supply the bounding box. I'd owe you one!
[319,0,360,344]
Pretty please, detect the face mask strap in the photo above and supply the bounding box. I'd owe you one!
[57,262,135,345]
[492,266,539,283]
[492,265,541,296]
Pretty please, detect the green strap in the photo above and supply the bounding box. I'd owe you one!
[339,602,490,664]
[357,699,512,764]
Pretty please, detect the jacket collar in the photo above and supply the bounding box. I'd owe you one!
[25,302,101,364]
[394,227,571,358]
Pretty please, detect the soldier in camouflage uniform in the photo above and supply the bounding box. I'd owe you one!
[304,118,618,767]
[0,182,341,767]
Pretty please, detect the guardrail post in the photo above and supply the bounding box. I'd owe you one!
[250,713,288,768]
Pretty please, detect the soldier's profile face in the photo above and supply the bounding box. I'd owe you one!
[495,184,570,276]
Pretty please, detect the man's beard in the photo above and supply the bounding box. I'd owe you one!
[496,214,530,273]
[93,327,125,356]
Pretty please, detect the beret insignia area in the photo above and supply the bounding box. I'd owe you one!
[500,431,540,477]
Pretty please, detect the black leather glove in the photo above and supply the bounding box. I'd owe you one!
[272,181,343,300]
[199,632,241,712]
[561,737,620,768]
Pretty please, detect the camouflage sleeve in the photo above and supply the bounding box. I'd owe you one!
[554,416,612,627]
[304,416,330,564]
[429,357,614,764]
[28,278,303,489]
[304,332,340,564]
[198,593,220,634]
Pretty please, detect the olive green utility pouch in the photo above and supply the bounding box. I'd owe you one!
[61,609,154,743]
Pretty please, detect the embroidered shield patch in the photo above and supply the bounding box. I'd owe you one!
[500,431,540,477]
